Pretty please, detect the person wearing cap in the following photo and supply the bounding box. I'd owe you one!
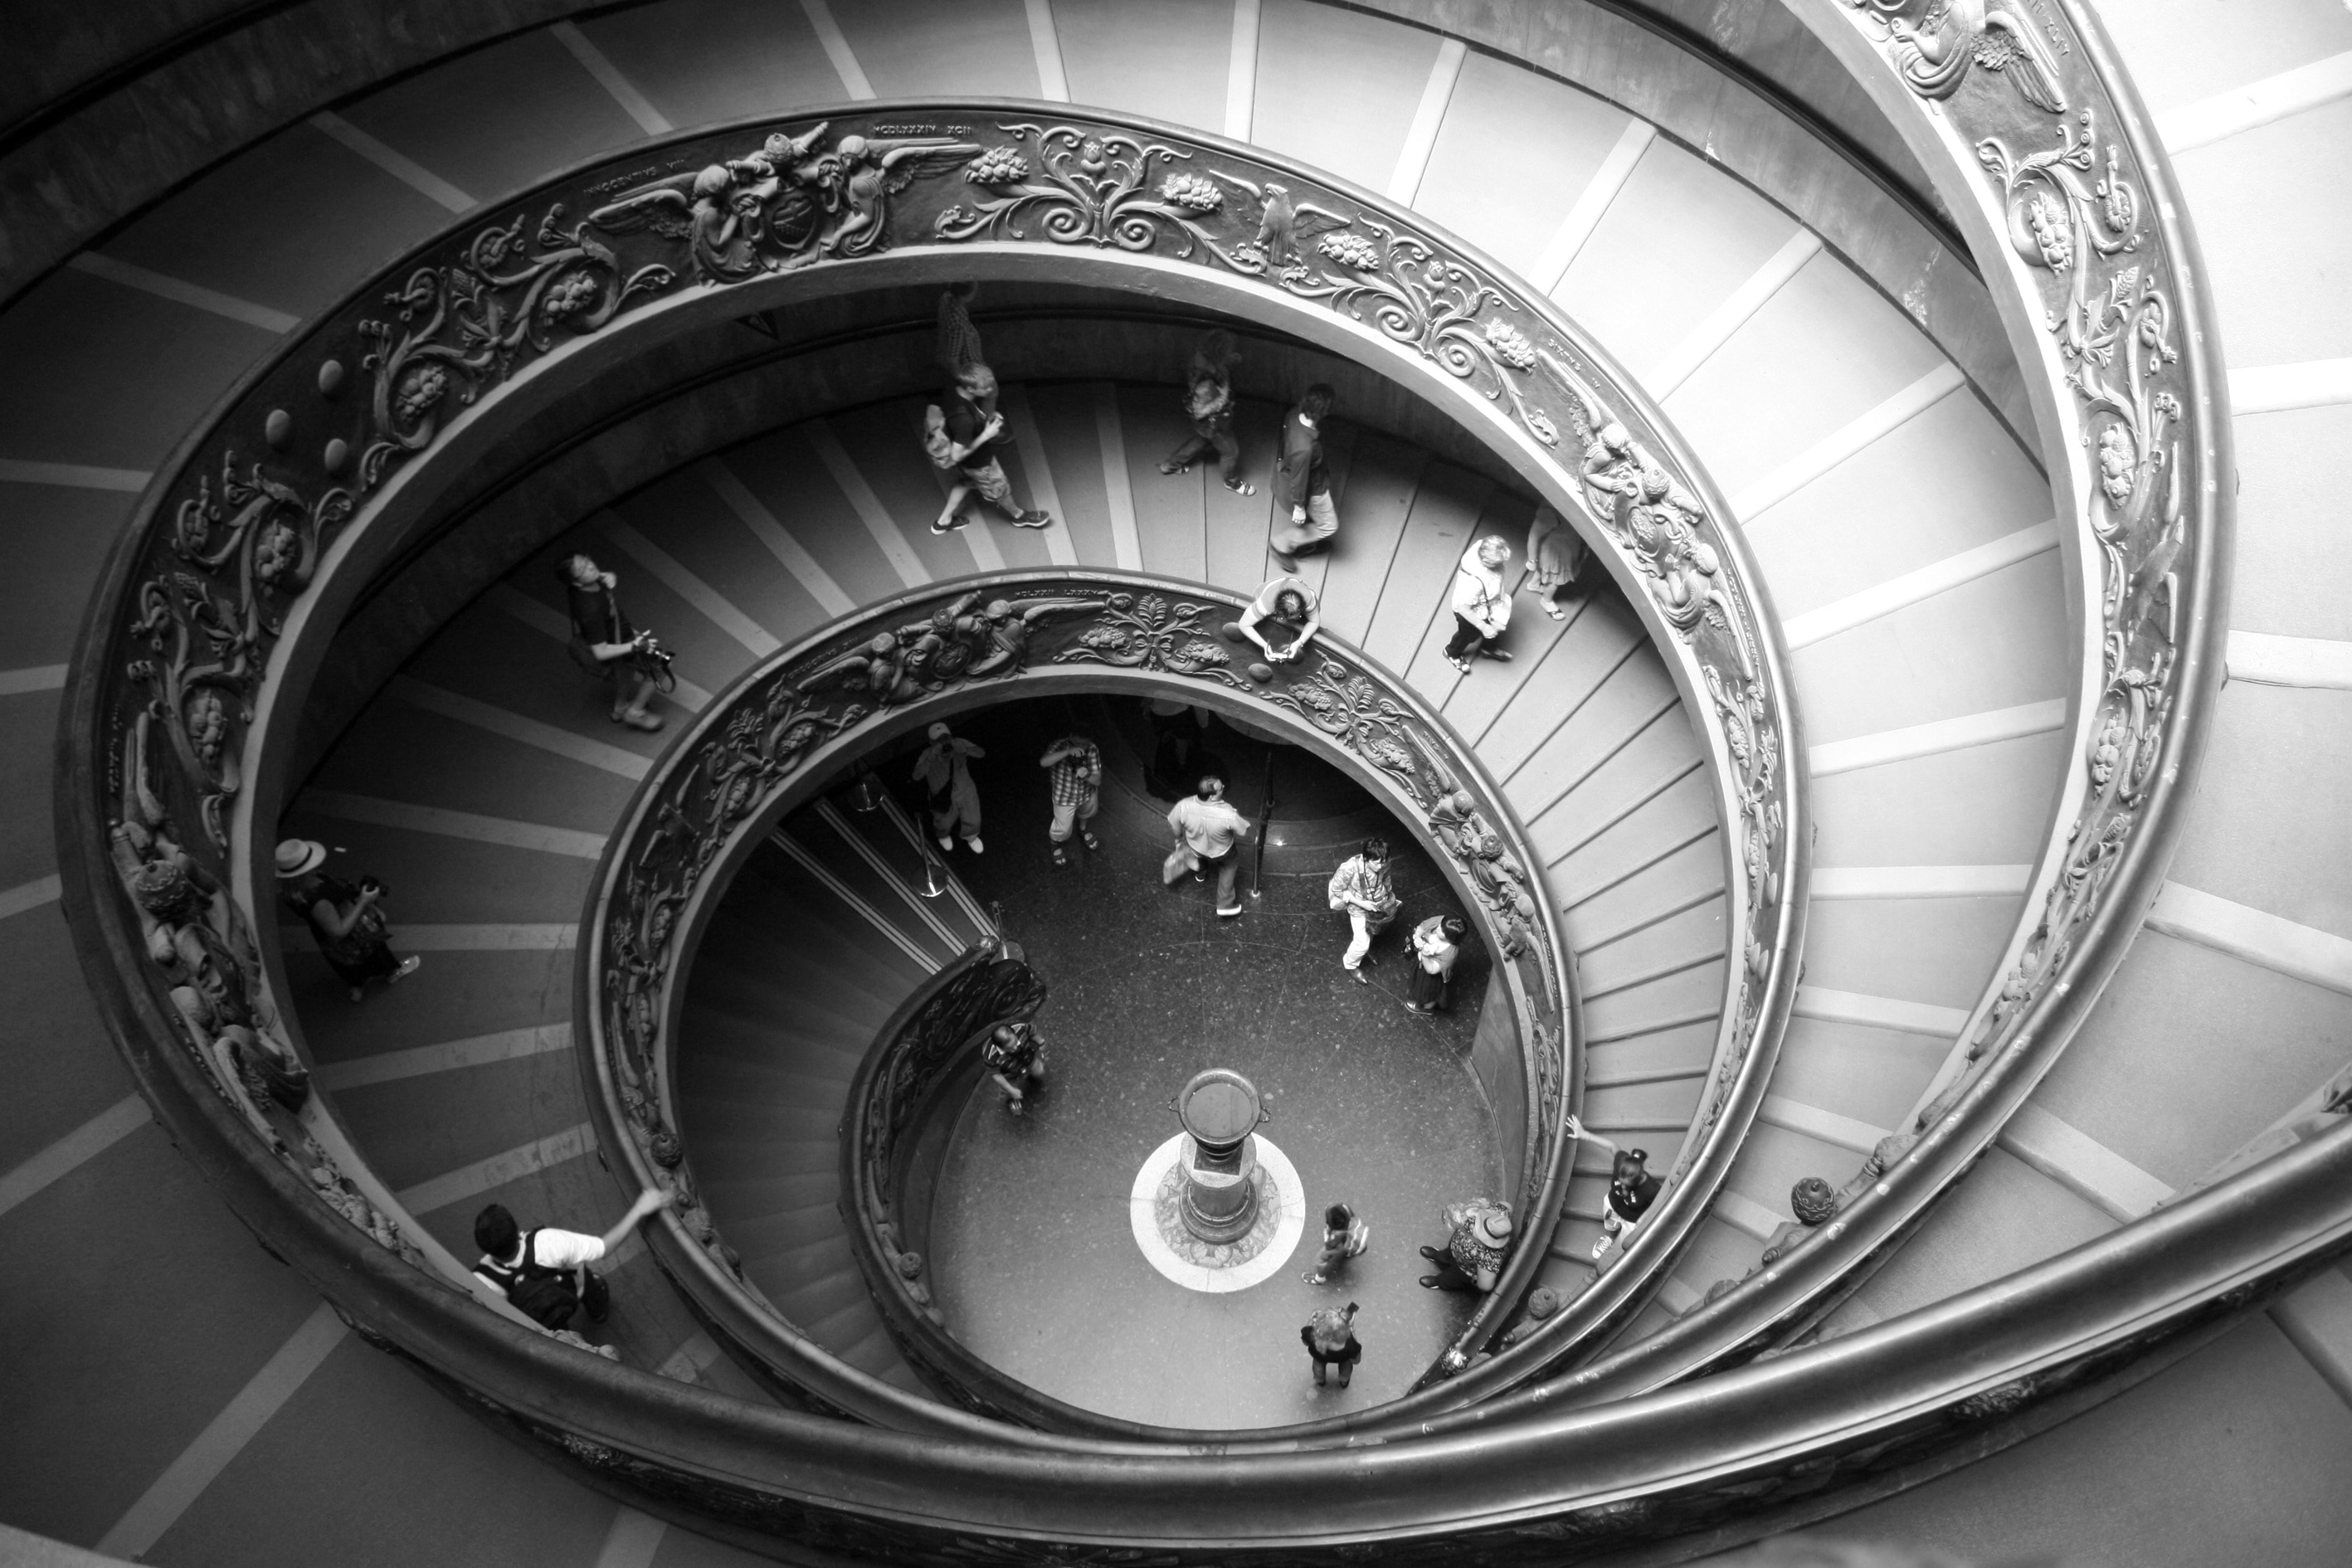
[981,1019,1047,1114]
[1569,1114,1663,1262]
[913,721,986,854]
[275,838,419,1001]
[1418,1197,1512,1293]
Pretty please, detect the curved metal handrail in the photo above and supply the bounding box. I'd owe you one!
[60,97,1802,1424]
[1463,0,2236,1396]
[590,572,1577,1432]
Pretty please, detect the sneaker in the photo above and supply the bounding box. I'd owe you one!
[1224,477,1258,496]
[1447,654,1473,674]
[1303,1271,1327,1285]
[1011,509,1053,528]
[931,514,967,535]
[1217,905,1244,918]
[937,835,955,852]
[617,708,662,732]
[966,836,984,855]
[391,956,421,985]
[1158,460,1191,475]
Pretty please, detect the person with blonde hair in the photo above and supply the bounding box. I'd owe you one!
[1444,535,1515,674]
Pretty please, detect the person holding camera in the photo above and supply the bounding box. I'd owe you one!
[561,552,669,733]
[275,839,420,1002]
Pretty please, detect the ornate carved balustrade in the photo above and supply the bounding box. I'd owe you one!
[587,572,1576,1419]
[61,99,1804,1425]
[1415,0,2240,1405]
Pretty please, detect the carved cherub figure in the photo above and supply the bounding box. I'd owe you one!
[966,597,1098,677]
[821,133,982,258]
[800,631,920,705]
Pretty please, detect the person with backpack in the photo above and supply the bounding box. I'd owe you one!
[275,838,420,1002]
[472,1186,670,1332]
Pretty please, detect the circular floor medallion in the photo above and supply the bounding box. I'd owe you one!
[1127,1132,1305,1293]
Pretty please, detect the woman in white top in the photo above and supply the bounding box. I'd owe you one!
[1444,537,1513,674]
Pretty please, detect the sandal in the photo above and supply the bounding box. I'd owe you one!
[1080,830,1101,851]
[1051,845,1069,867]
[1543,601,1568,621]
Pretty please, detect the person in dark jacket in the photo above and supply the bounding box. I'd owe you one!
[1570,1114,1663,1262]
[1301,1302,1362,1387]
[1159,329,1255,494]
[1269,383,1338,562]
[562,553,666,732]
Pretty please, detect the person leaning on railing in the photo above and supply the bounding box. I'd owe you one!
[473,1186,672,1336]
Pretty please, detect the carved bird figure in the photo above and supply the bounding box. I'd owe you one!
[1220,176,1349,266]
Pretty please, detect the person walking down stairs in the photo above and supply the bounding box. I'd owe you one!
[276,838,421,1002]
[1159,328,1256,495]
[937,282,1052,530]
[1444,536,1516,674]
[1269,382,1339,562]
[915,721,987,854]
[560,552,670,731]
[473,1186,672,1339]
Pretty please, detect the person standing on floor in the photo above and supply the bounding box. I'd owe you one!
[1327,835,1402,983]
[1418,1197,1513,1293]
[473,1186,671,1334]
[1521,503,1587,620]
[1235,573,1322,665]
[561,552,668,732]
[914,721,986,854]
[275,838,421,1002]
[1159,329,1256,495]
[1444,536,1516,674]
[1039,732,1103,866]
[1407,914,1467,1014]
[937,284,1053,530]
[1269,383,1339,562]
[1303,1202,1371,1285]
[1166,774,1252,917]
[981,1020,1049,1115]
[1300,1302,1362,1388]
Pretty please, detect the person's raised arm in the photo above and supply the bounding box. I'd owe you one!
[1564,1114,1618,1156]
[597,1187,671,1254]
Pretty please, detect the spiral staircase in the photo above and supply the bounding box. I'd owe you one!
[4,1,2350,1563]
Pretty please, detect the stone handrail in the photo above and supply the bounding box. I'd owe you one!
[59,100,1804,1419]
[589,572,1577,1425]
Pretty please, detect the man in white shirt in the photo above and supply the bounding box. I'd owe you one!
[1167,774,1252,916]
[473,1186,670,1332]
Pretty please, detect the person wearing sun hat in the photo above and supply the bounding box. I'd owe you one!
[275,838,420,1001]
[1418,1196,1513,1293]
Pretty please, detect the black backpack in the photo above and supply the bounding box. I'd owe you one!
[477,1230,580,1328]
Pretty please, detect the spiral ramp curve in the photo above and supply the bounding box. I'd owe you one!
[1,2,2348,1563]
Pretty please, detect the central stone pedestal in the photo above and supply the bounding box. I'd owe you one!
[1128,1133,1304,1293]
[1173,1069,1265,1242]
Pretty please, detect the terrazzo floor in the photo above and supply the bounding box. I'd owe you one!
[918,697,1505,1430]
